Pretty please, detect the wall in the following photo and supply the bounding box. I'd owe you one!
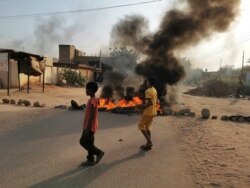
[41,66,58,84]
[40,57,58,84]
[59,45,76,64]
[0,60,40,89]
[0,60,17,88]
[79,68,93,81]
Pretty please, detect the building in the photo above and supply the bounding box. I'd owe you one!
[59,45,79,64]
[0,49,45,91]
[0,45,106,93]
[56,45,103,82]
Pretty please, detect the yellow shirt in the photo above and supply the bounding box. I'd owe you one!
[143,87,157,116]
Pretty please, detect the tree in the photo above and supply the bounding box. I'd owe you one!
[179,57,203,86]
[218,65,236,77]
[104,46,139,73]
[100,46,140,88]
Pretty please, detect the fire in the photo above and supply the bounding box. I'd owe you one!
[133,96,143,105]
[156,103,163,114]
[98,96,163,114]
[98,98,116,110]
[116,96,143,108]
[98,96,143,111]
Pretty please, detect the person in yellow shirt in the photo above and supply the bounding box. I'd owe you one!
[137,77,157,151]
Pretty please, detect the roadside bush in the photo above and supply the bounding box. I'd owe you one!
[204,79,236,97]
[242,85,250,96]
[59,68,87,87]
[186,79,238,97]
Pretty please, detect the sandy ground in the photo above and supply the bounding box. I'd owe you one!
[176,92,250,188]
[0,84,250,187]
[0,84,88,133]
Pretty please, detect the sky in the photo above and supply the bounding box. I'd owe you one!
[0,0,250,71]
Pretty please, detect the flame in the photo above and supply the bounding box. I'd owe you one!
[116,96,143,108]
[156,103,163,114]
[98,98,116,110]
[98,96,163,114]
[98,96,143,111]
[133,96,143,105]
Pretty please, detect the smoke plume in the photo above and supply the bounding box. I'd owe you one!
[111,0,240,99]
[1,16,81,57]
[34,16,81,56]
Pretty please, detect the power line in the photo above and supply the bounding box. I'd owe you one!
[0,0,162,20]
[0,0,18,1]
[194,37,250,59]
[195,32,250,57]
[191,31,250,60]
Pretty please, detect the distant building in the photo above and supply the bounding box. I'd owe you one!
[201,71,218,81]
[56,45,103,82]
[59,45,81,64]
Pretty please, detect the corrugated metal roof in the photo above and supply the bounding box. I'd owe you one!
[0,49,43,60]
[0,49,44,76]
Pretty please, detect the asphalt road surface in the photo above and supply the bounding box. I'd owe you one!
[0,109,196,188]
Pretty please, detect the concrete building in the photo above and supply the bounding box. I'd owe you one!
[59,45,78,64]
[56,45,102,82]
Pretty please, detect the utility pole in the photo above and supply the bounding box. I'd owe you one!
[241,51,245,76]
[99,50,102,69]
[236,51,244,98]
[219,58,222,80]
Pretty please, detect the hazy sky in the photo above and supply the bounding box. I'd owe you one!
[0,0,249,71]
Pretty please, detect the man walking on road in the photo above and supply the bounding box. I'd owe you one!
[137,77,158,151]
[79,81,104,166]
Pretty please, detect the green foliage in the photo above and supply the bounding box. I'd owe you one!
[219,78,238,87]
[59,68,87,87]
[203,79,236,97]
[218,65,236,77]
[179,57,250,96]
[242,85,250,95]
[199,79,250,97]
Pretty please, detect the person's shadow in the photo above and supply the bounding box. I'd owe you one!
[30,150,145,188]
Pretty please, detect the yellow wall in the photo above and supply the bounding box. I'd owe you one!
[79,69,93,81]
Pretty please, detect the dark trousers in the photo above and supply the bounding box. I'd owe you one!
[79,130,102,162]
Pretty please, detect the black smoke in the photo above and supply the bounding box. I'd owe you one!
[111,0,240,98]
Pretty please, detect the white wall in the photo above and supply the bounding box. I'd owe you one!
[42,66,58,84]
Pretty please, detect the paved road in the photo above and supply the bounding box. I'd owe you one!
[0,109,196,188]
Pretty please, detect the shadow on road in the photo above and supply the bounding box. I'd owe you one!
[30,150,145,188]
